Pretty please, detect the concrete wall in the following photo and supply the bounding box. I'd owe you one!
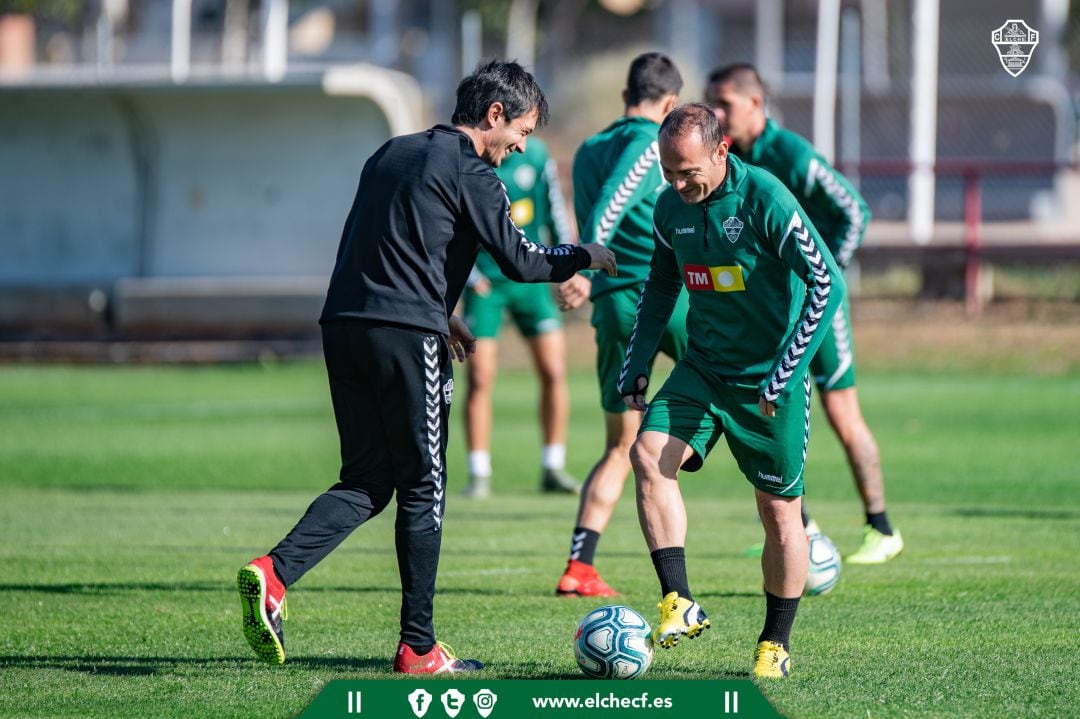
[1,83,395,283]
[0,67,422,339]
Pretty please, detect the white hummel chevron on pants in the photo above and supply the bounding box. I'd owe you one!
[270,320,453,650]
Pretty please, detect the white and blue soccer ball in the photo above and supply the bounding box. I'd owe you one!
[805,532,842,596]
[573,605,654,679]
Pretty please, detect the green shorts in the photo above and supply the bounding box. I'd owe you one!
[593,285,689,414]
[639,360,811,497]
[810,296,855,391]
[463,282,562,340]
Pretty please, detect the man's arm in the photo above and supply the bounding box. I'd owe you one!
[618,222,683,408]
[542,157,575,246]
[582,136,663,248]
[461,171,595,283]
[760,207,846,411]
[465,266,491,295]
[561,135,664,311]
[800,154,871,269]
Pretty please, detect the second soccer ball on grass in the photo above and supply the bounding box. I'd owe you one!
[804,532,842,596]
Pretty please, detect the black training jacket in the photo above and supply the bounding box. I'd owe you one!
[320,124,590,336]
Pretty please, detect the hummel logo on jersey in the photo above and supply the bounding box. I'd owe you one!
[722,216,744,243]
[757,470,784,484]
[674,226,695,235]
[683,264,746,292]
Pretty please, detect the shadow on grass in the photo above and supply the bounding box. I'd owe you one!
[0,581,233,594]
[0,581,523,597]
[0,654,386,676]
[497,662,745,680]
[692,590,762,600]
[0,655,737,680]
[948,507,1079,521]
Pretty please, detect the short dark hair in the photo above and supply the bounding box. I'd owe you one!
[659,103,724,152]
[705,63,766,99]
[451,59,549,128]
[625,52,683,107]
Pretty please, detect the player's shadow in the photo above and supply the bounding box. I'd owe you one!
[504,661,745,680]
[0,581,511,597]
[693,590,763,599]
[0,654,386,676]
[0,581,226,595]
[947,507,1079,521]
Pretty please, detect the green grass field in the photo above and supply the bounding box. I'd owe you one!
[1,360,1078,718]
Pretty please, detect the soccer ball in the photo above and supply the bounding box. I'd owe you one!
[573,605,654,679]
[805,532,842,596]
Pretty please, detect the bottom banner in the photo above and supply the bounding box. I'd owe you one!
[298,679,784,719]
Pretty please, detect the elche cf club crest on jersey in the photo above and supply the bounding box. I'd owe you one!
[722,216,744,243]
[991,19,1039,77]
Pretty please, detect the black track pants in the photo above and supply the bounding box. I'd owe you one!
[270,320,452,650]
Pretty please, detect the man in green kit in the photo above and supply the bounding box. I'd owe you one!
[621,104,845,677]
[553,52,688,598]
[705,63,902,563]
[460,137,581,498]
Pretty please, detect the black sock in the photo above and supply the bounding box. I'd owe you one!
[801,503,811,529]
[569,527,601,566]
[866,511,893,536]
[650,547,691,599]
[759,591,800,649]
[408,643,435,656]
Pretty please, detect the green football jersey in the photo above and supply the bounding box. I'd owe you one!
[473,138,572,285]
[573,116,668,298]
[620,154,846,407]
[735,118,870,268]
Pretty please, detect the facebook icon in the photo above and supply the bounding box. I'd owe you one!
[407,688,432,718]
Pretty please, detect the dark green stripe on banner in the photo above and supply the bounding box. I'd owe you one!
[298,680,784,719]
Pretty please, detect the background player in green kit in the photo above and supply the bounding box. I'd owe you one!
[705,63,902,564]
[620,104,845,678]
[460,138,581,498]
[553,53,688,597]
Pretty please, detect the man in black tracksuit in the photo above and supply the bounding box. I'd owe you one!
[236,61,616,673]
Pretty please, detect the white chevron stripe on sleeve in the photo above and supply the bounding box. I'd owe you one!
[805,158,866,269]
[763,213,832,403]
[593,142,660,246]
[617,280,651,394]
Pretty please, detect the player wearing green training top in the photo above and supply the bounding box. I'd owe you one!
[461,137,580,498]
[706,63,902,564]
[554,52,688,598]
[621,104,845,678]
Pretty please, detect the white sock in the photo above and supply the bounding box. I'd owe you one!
[468,450,491,477]
[541,444,565,471]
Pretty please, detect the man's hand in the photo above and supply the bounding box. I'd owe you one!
[470,276,492,297]
[557,274,591,311]
[448,315,477,362]
[758,396,777,418]
[622,374,649,412]
[582,243,617,277]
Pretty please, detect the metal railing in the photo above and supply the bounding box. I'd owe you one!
[842,158,1080,315]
